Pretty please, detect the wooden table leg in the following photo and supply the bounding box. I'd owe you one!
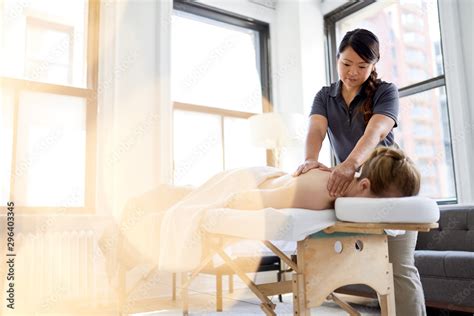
[182,272,189,316]
[292,273,309,316]
[228,274,234,294]
[379,292,396,316]
[216,273,223,311]
[172,273,176,301]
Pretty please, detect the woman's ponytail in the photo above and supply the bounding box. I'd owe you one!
[361,69,381,126]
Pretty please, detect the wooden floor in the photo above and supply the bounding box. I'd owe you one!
[132,286,381,316]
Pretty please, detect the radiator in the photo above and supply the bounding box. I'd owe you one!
[10,230,112,312]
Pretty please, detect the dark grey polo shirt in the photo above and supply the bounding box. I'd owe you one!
[310,80,399,164]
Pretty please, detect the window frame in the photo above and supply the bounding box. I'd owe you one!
[24,15,75,84]
[0,0,100,213]
[324,0,457,204]
[171,0,273,180]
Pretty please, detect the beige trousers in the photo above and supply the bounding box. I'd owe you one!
[388,231,427,316]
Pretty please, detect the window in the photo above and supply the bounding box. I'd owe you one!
[412,123,433,138]
[403,32,425,45]
[406,49,425,65]
[400,0,423,10]
[401,13,424,29]
[325,0,456,202]
[407,68,427,81]
[171,1,270,186]
[411,105,432,119]
[0,0,99,212]
[25,16,74,84]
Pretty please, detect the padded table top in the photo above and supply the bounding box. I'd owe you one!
[203,197,439,241]
[203,208,336,241]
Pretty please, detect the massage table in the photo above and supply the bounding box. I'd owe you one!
[179,196,440,316]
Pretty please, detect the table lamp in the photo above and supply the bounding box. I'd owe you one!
[248,112,306,167]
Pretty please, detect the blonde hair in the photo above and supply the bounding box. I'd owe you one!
[359,147,420,197]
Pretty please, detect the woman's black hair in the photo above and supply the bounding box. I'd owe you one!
[337,28,381,125]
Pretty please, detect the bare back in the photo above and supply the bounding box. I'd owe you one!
[258,169,336,210]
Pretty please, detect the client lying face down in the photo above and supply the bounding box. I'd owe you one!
[227,147,420,210]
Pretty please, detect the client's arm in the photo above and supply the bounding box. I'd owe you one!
[226,186,295,210]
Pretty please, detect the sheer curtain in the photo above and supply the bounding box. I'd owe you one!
[97,0,171,219]
[95,0,174,309]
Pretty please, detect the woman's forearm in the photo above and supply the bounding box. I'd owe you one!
[345,132,380,168]
[345,114,395,168]
[305,115,328,161]
[305,131,323,161]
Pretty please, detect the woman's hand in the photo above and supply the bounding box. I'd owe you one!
[293,159,331,177]
[327,160,357,197]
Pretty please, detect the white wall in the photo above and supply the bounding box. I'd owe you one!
[457,0,474,203]
[457,0,474,136]
[273,0,326,115]
[273,0,327,170]
[296,1,327,116]
[438,0,474,203]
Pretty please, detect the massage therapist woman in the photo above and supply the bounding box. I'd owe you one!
[294,29,427,315]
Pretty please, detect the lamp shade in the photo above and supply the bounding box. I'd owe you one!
[248,112,306,149]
